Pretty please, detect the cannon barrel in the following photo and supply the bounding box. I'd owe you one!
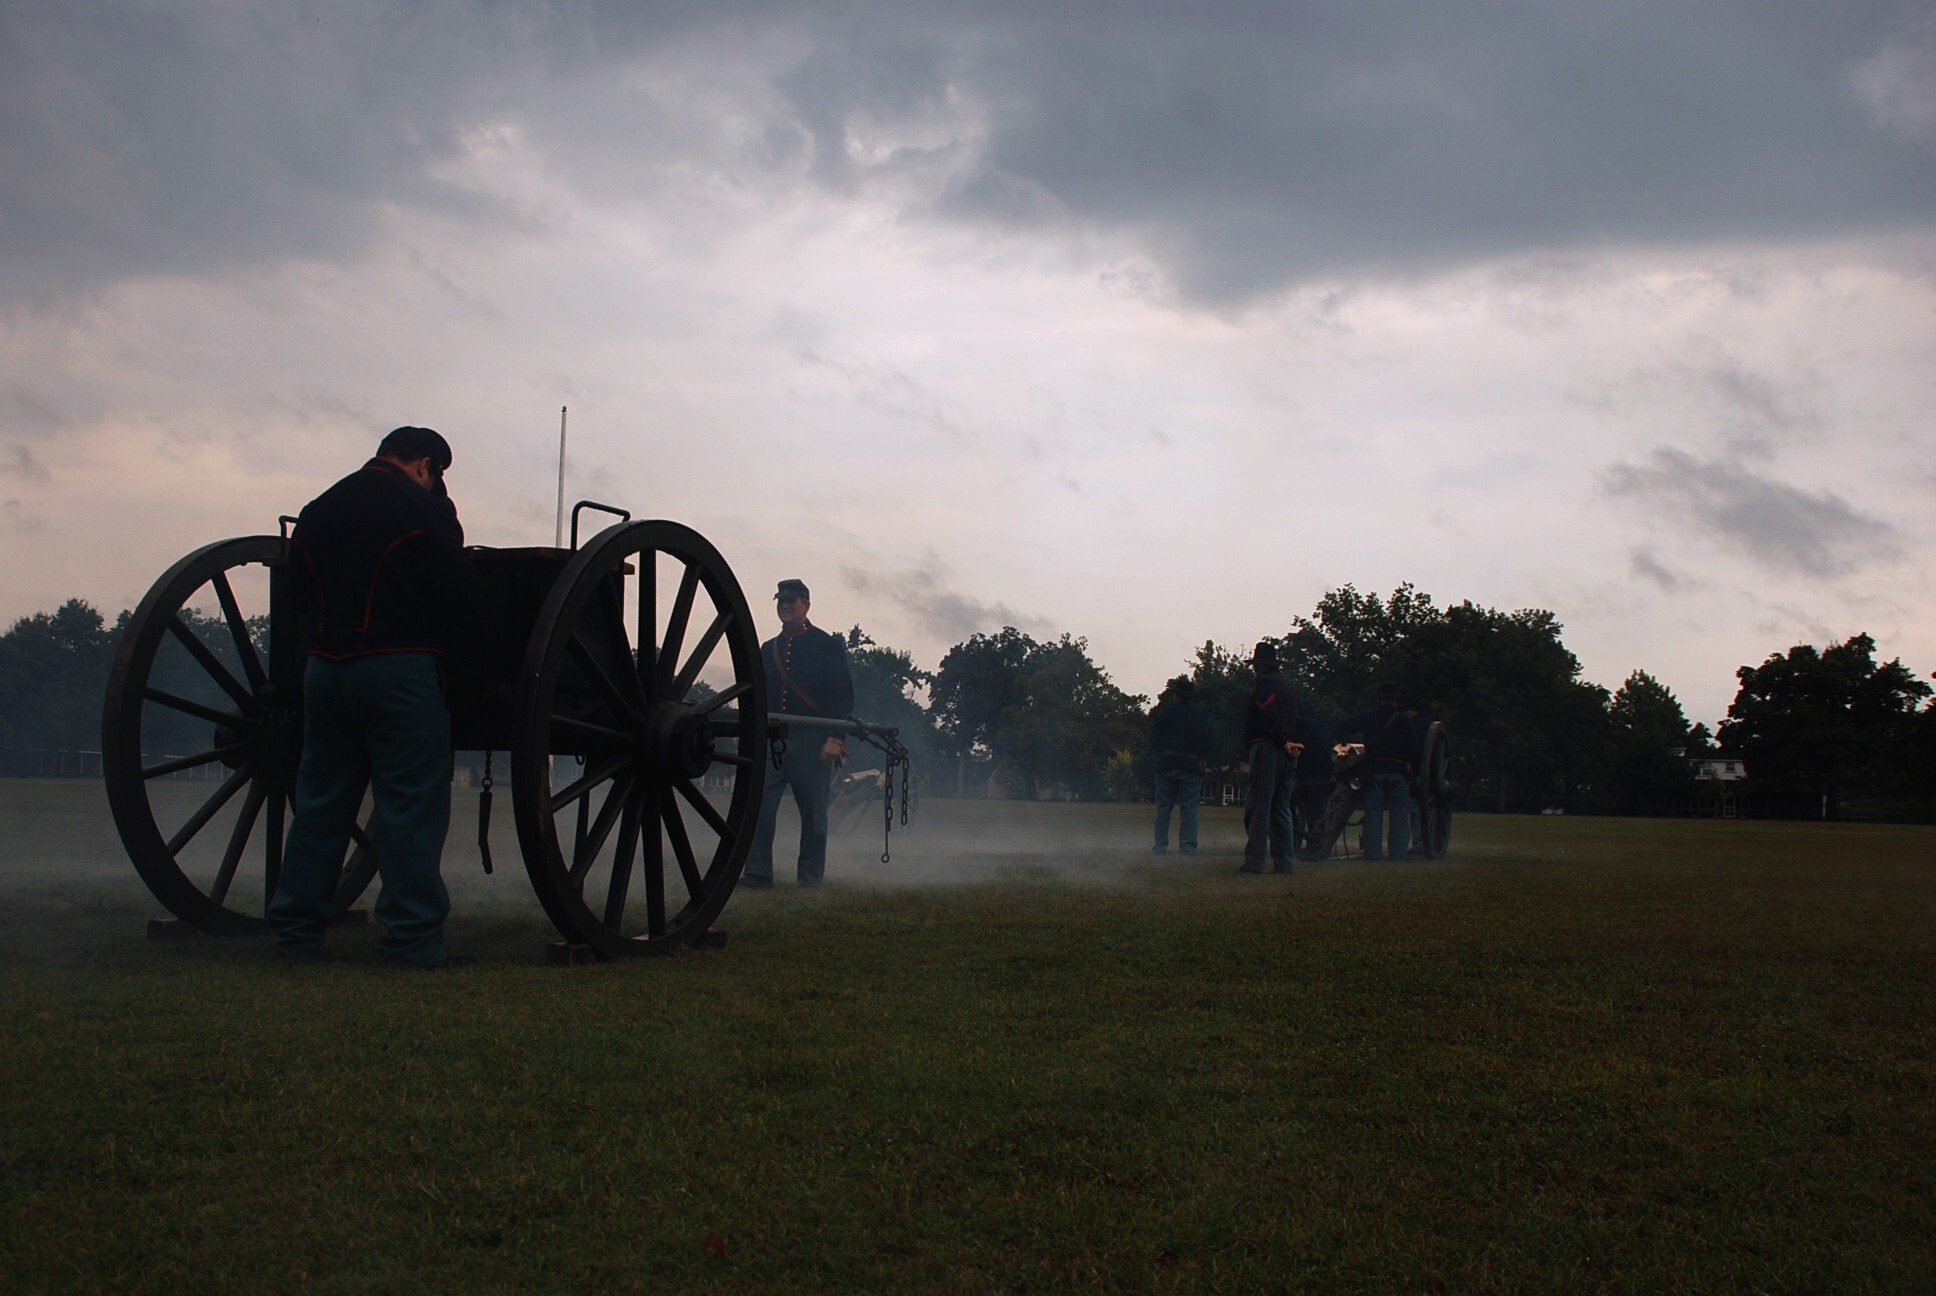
[767,714,900,742]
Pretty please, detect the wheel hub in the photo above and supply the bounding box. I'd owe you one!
[645,703,715,780]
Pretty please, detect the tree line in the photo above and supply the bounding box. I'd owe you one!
[7,587,1933,820]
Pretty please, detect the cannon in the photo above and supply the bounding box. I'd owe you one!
[100,502,899,959]
[1295,720,1453,862]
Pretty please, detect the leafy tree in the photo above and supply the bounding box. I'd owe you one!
[930,628,1145,798]
[929,627,1034,760]
[842,626,941,770]
[1002,634,1147,799]
[1391,601,1607,812]
[1279,583,1441,718]
[1684,722,1718,756]
[1718,634,1933,819]
[1605,670,1698,813]
[0,600,118,751]
[1184,640,1254,769]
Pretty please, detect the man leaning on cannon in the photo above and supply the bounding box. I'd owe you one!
[268,426,484,968]
[744,578,854,889]
[1336,683,1424,861]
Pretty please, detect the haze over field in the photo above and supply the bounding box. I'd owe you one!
[3,2,1932,726]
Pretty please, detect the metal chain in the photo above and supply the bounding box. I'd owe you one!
[476,749,495,875]
[880,754,894,863]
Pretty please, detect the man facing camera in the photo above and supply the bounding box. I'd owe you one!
[744,579,854,889]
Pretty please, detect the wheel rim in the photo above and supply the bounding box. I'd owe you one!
[1415,722,1453,860]
[512,520,766,957]
[102,537,377,935]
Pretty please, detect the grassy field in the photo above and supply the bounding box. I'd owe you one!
[1,781,1932,1294]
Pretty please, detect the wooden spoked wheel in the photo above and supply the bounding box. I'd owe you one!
[1414,721,1453,860]
[510,520,766,958]
[101,537,376,934]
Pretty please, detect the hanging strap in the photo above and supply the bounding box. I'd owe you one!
[770,638,824,715]
[476,750,495,874]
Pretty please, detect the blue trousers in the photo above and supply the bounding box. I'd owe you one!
[269,654,452,965]
[1243,742,1297,872]
[1152,768,1203,853]
[1361,771,1412,861]
[748,737,834,885]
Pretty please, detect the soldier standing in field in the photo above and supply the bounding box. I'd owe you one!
[268,426,484,967]
[1337,684,1424,861]
[1240,641,1304,874]
[1149,676,1219,855]
[744,579,854,889]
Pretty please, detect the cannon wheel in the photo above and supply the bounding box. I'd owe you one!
[102,536,377,935]
[1414,721,1453,859]
[511,520,766,958]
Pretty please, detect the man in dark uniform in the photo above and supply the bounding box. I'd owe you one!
[268,426,483,967]
[1241,641,1304,874]
[1336,683,1425,861]
[745,578,854,889]
[1149,676,1218,855]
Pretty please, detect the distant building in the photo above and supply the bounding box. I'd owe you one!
[1692,757,1746,782]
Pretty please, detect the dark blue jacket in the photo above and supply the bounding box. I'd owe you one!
[762,623,854,719]
[1243,669,1303,748]
[290,458,483,659]
[1336,704,1423,775]
[1150,700,1218,773]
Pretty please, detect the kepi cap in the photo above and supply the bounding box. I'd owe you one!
[379,425,452,472]
[774,578,810,602]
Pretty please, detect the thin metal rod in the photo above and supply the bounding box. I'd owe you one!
[554,405,568,548]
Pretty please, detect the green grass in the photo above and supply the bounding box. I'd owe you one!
[2,783,1932,1293]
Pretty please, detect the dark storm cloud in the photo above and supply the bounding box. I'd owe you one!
[775,2,1936,300]
[1604,447,1901,578]
[5,2,1932,302]
[0,0,559,296]
[841,553,1047,645]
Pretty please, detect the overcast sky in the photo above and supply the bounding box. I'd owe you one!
[3,1,1932,727]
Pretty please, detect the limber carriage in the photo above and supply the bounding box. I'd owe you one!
[101,502,902,960]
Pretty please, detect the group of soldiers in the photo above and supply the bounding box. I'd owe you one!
[1148,643,1428,872]
[266,424,1436,967]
